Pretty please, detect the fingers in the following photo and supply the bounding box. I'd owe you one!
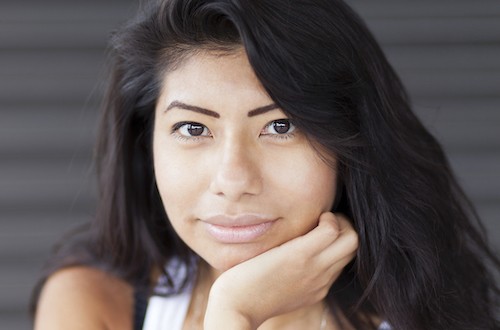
[318,211,342,239]
[290,212,340,251]
[296,212,358,268]
[295,212,354,248]
[319,214,358,267]
[280,212,358,266]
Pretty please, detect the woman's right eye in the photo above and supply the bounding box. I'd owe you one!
[172,122,212,138]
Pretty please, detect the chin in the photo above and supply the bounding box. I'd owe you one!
[205,254,252,272]
[205,259,240,273]
[201,246,267,273]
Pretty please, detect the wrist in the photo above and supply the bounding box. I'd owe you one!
[204,307,253,330]
[204,282,256,330]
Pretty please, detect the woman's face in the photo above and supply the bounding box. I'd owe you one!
[153,49,337,272]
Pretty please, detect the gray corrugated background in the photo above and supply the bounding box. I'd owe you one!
[1,1,499,329]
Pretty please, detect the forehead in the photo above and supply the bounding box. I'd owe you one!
[157,49,272,109]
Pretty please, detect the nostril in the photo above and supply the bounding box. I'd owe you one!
[208,157,262,200]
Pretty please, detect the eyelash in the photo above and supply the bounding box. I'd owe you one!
[170,119,296,142]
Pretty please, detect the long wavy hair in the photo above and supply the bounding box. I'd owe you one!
[33,0,499,329]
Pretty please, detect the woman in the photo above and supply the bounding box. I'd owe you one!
[32,0,499,329]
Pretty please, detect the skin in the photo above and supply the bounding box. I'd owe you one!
[35,48,359,329]
[35,266,133,329]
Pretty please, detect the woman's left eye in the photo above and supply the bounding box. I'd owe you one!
[262,119,296,136]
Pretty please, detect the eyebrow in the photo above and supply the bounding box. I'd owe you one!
[166,101,220,118]
[165,100,279,118]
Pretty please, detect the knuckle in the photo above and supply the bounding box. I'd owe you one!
[344,230,359,250]
[322,218,340,238]
[291,251,312,270]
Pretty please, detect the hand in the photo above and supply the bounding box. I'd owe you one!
[204,212,358,329]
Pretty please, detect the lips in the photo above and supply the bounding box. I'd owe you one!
[201,214,277,243]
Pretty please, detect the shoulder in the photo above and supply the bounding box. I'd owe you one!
[34,266,134,330]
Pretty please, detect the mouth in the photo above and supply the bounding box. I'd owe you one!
[201,214,278,243]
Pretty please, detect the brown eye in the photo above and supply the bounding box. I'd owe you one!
[263,119,296,135]
[187,123,204,136]
[273,119,291,134]
[175,122,211,137]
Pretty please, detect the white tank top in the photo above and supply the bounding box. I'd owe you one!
[143,258,194,330]
[143,291,191,330]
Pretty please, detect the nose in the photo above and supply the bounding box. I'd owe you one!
[209,138,263,201]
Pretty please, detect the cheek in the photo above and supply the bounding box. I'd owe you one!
[270,150,337,209]
[263,148,337,239]
[153,135,198,217]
